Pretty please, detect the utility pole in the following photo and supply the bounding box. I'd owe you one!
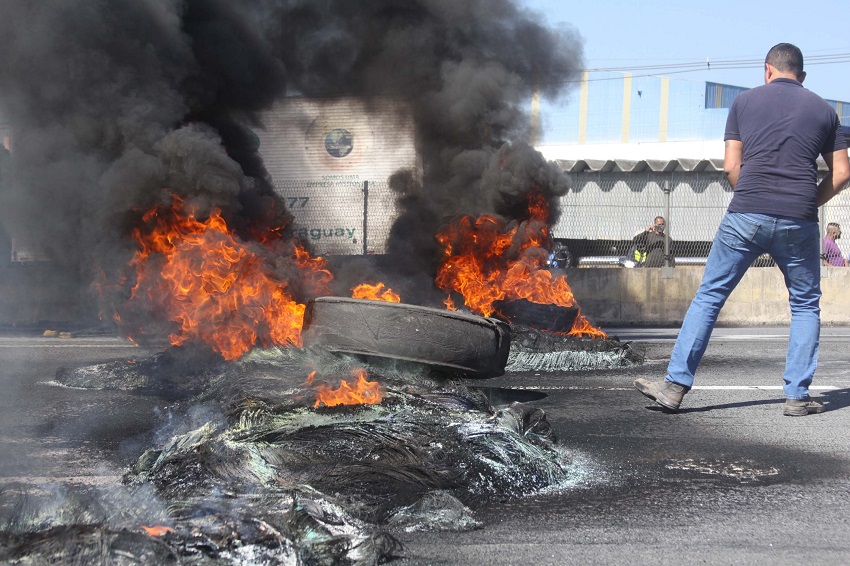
[662,176,674,279]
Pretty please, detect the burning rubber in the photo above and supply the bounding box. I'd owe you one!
[494,298,579,333]
[301,297,512,378]
[5,301,641,564]
[5,324,614,564]
[0,0,623,561]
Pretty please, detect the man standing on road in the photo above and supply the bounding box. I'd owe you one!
[635,43,850,417]
[821,222,847,266]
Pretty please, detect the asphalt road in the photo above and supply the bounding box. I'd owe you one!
[401,326,850,565]
[2,327,850,565]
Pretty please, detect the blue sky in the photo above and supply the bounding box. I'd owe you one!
[521,0,850,104]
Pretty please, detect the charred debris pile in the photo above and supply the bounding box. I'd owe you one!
[2,343,589,564]
[23,307,639,564]
[506,324,645,372]
[3,299,641,563]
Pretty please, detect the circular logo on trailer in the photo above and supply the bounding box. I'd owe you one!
[324,128,353,158]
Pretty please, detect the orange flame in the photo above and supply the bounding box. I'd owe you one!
[436,191,606,338]
[311,368,384,408]
[293,242,334,297]
[565,313,608,339]
[119,195,332,360]
[140,525,174,537]
[351,282,401,302]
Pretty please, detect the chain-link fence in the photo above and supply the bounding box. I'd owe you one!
[276,171,850,266]
[820,188,850,262]
[553,171,850,267]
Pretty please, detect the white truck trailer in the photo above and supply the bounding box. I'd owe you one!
[256,96,419,255]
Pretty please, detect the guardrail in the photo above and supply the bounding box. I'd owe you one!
[577,256,709,267]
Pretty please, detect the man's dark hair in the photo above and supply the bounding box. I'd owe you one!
[765,43,804,77]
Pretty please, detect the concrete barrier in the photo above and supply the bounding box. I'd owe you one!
[2,261,849,329]
[0,265,84,327]
[565,266,850,327]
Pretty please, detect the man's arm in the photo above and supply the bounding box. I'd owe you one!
[816,148,850,207]
[723,140,744,189]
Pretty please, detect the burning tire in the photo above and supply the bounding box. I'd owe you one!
[301,297,511,377]
[494,298,579,333]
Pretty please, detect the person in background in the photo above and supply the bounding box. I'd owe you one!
[634,43,850,417]
[821,222,847,266]
[546,240,574,269]
[630,216,671,267]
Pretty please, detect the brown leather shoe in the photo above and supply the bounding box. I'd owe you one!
[634,378,690,411]
[783,397,825,417]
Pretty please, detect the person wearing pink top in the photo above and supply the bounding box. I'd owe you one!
[821,222,847,266]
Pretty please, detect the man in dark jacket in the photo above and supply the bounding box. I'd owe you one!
[630,216,670,267]
[635,43,850,417]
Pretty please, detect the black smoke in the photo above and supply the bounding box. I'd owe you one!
[0,0,583,324]
[271,1,582,280]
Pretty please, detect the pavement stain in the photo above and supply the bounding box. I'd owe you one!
[664,458,780,482]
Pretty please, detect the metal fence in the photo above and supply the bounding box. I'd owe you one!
[819,189,850,264]
[553,171,850,267]
[278,173,850,266]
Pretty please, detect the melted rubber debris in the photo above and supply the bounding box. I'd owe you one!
[505,324,646,372]
[3,345,587,564]
[387,491,482,533]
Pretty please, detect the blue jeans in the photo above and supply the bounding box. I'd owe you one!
[666,212,821,399]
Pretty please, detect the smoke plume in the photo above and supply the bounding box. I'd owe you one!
[0,0,583,324]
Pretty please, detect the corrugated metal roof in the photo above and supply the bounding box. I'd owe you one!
[557,158,725,173]
[558,157,834,173]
